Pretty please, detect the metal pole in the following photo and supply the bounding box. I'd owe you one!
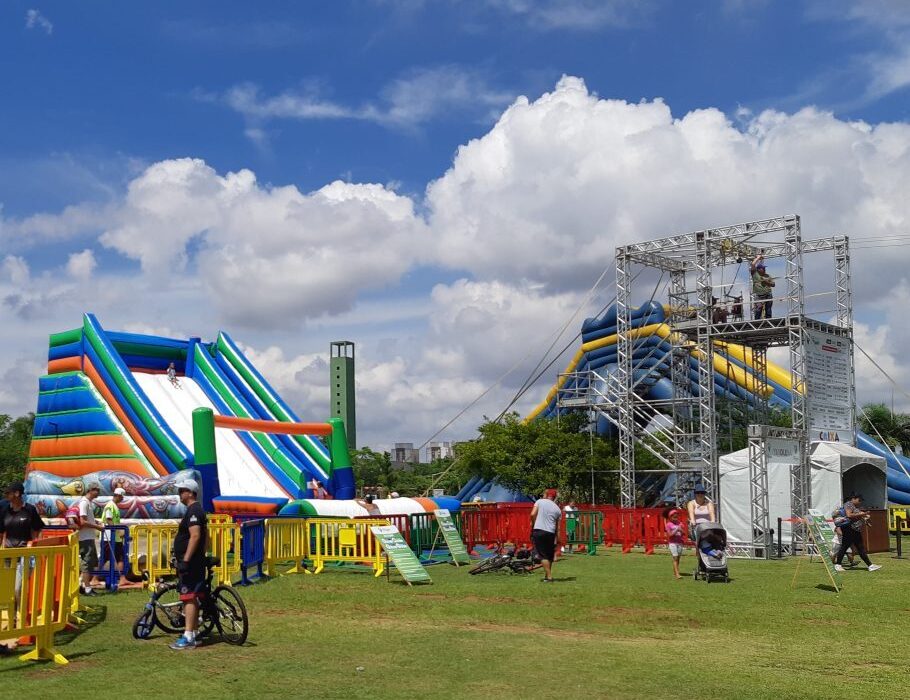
[777,517,783,558]
[895,517,903,559]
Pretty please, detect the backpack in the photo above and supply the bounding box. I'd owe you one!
[65,502,81,529]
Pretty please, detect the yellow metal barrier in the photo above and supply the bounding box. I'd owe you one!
[129,523,179,585]
[264,518,309,576]
[209,514,234,525]
[889,507,910,532]
[208,521,241,586]
[307,518,389,576]
[0,535,78,665]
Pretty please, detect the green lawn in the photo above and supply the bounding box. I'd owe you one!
[2,550,905,699]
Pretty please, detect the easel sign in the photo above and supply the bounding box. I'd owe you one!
[795,510,842,593]
[370,525,432,585]
[432,509,471,565]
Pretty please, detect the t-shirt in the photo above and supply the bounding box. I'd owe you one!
[666,521,685,544]
[0,502,44,547]
[101,500,123,542]
[533,498,562,534]
[78,496,98,542]
[843,501,865,531]
[173,501,207,564]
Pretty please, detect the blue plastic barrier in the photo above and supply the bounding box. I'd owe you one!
[240,519,266,585]
[96,525,131,592]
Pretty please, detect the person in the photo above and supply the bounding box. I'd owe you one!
[101,487,128,587]
[666,509,685,579]
[529,488,562,583]
[729,294,744,321]
[308,478,328,499]
[77,482,104,596]
[166,362,180,388]
[711,296,728,324]
[834,493,881,572]
[563,503,577,553]
[0,481,45,652]
[389,491,400,499]
[170,479,208,650]
[751,262,775,319]
[699,531,725,559]
[830,507,856,568]
[686,485,716,534]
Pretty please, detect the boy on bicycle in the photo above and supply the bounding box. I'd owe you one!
[170,479,207,650]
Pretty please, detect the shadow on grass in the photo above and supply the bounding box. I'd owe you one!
[815,583,839,593]
[58,604,107,645]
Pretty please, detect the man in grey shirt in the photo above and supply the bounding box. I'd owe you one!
[530,488,562,583]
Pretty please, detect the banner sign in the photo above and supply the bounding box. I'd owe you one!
[434,509,471,565]
[805,328,854,445]
[370,525,432,585]
[805,509,842,592]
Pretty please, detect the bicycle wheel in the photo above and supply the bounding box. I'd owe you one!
[211,585,249,645]
[152,583,186,633]
[132,609,154,640]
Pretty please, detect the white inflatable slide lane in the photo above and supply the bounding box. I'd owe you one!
[132,372,287,499]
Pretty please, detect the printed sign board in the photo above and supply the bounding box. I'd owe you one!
[370,525,432,585]
[805,328,854,445]
[805,509,842,592]
[434,509,471,565]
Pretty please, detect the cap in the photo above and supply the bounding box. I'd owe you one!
[544,488,558,499]
[176,478,199,494]
[3,481,25,495]
[668,509,682,518]
[390,492,400,498]
[113,487,127,496]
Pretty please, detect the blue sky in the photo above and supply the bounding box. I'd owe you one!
[2,1,910,448]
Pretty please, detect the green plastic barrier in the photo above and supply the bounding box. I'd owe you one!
[565,510,601,555]
[409,511,463,559]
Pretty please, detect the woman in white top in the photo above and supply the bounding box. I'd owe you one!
[687,485,716,530]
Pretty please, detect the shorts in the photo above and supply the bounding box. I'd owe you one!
[669,543,684,557]
[79,540,98,573]
[532,529,557,562]
[101,541,125,564]
[178,564,208,602]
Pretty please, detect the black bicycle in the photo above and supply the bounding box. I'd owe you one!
[468,549,539,575]
[132,556,249,645]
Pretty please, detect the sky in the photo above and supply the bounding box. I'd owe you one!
[2,0,910,453]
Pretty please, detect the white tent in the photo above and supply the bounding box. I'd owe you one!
[718,441,887,545]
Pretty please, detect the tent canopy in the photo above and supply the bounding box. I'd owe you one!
[718,441,887,544]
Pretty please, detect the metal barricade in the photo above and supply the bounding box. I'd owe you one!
[0,533,78,665]
[263,518,309,576]
[240,519,266,585]
[208,521,242,586]
[307,518,388,576]
[889,507,910,533]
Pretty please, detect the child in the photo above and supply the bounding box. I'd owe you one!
[166,362,180,388]
[666,509,685,579]
[699,531,724,559]
[830,507,856,567]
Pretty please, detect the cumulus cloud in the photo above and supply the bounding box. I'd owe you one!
[25,9,53,35]
[483,0,656,30]
[66,249,96,280]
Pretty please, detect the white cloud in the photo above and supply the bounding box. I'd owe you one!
[25,9,53,35]
[2,256,31,286]
[483,0,656,30]
[66,249,96,280]
[215,66,513,138]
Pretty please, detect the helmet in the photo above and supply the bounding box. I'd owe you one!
[176,478,199,495]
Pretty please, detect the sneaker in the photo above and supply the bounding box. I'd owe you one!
[868,564,882,572]
[169,636,197,650]
[82,587,96,596]
[541,577,553,583]
[834,564,845,572]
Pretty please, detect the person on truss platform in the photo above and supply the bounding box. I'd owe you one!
[711,296,728,324]
[751,261,775,319]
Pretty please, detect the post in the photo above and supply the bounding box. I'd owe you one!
[777,517,783,558]
[895,517,903,559]
[328,417,355,499]
[192,407,220,510]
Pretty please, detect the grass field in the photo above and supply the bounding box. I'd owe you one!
[2,549,906,699]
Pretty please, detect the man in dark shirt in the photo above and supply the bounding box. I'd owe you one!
[1,481,44,547]
[170,478,207,650]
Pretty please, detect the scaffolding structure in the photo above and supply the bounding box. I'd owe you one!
[555,214,855,555]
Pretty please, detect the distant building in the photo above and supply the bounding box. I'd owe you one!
[391,442,420,466]
[426,441,453,462]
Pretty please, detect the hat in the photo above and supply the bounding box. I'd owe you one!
[544,488,558,499]
[390,491,400,498]
[113,487,126,496]
[694,485,707,493]
[668,509,682,518]
[756,263,766,271]
[176,478,199,494]
[3,481,24,495]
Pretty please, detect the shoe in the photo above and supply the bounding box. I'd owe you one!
[169,636,197,650]
[834,564,845,572]
[541,578,553,583]
[82,588,96,596]
[868,564,882,572]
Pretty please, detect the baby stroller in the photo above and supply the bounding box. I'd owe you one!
[692,522,729,583]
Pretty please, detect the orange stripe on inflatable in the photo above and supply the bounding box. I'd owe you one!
[26,458,149,477]
[213,501,280,515]
[413,497,440,512]
[213,415,332,436]
[47,356,82,374]
[83,356,168,476]
[29,434,135,459]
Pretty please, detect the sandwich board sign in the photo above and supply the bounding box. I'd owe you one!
[804,509,841,592]
[434,509,471,565]
[370,525,432,585]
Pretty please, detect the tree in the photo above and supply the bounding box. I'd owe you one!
[0,413,34,485]
[858,403,910,452]
[350,447,394,491]
[455,412,619,502]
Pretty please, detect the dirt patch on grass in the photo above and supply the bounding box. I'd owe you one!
[591,606,699,626]
[456,622,599,640]
[415,593,519,604]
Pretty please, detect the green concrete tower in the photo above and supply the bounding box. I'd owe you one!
[330,341,356,450]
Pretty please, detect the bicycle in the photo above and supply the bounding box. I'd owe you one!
[132,556,249,645]
[468,549,539,575]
